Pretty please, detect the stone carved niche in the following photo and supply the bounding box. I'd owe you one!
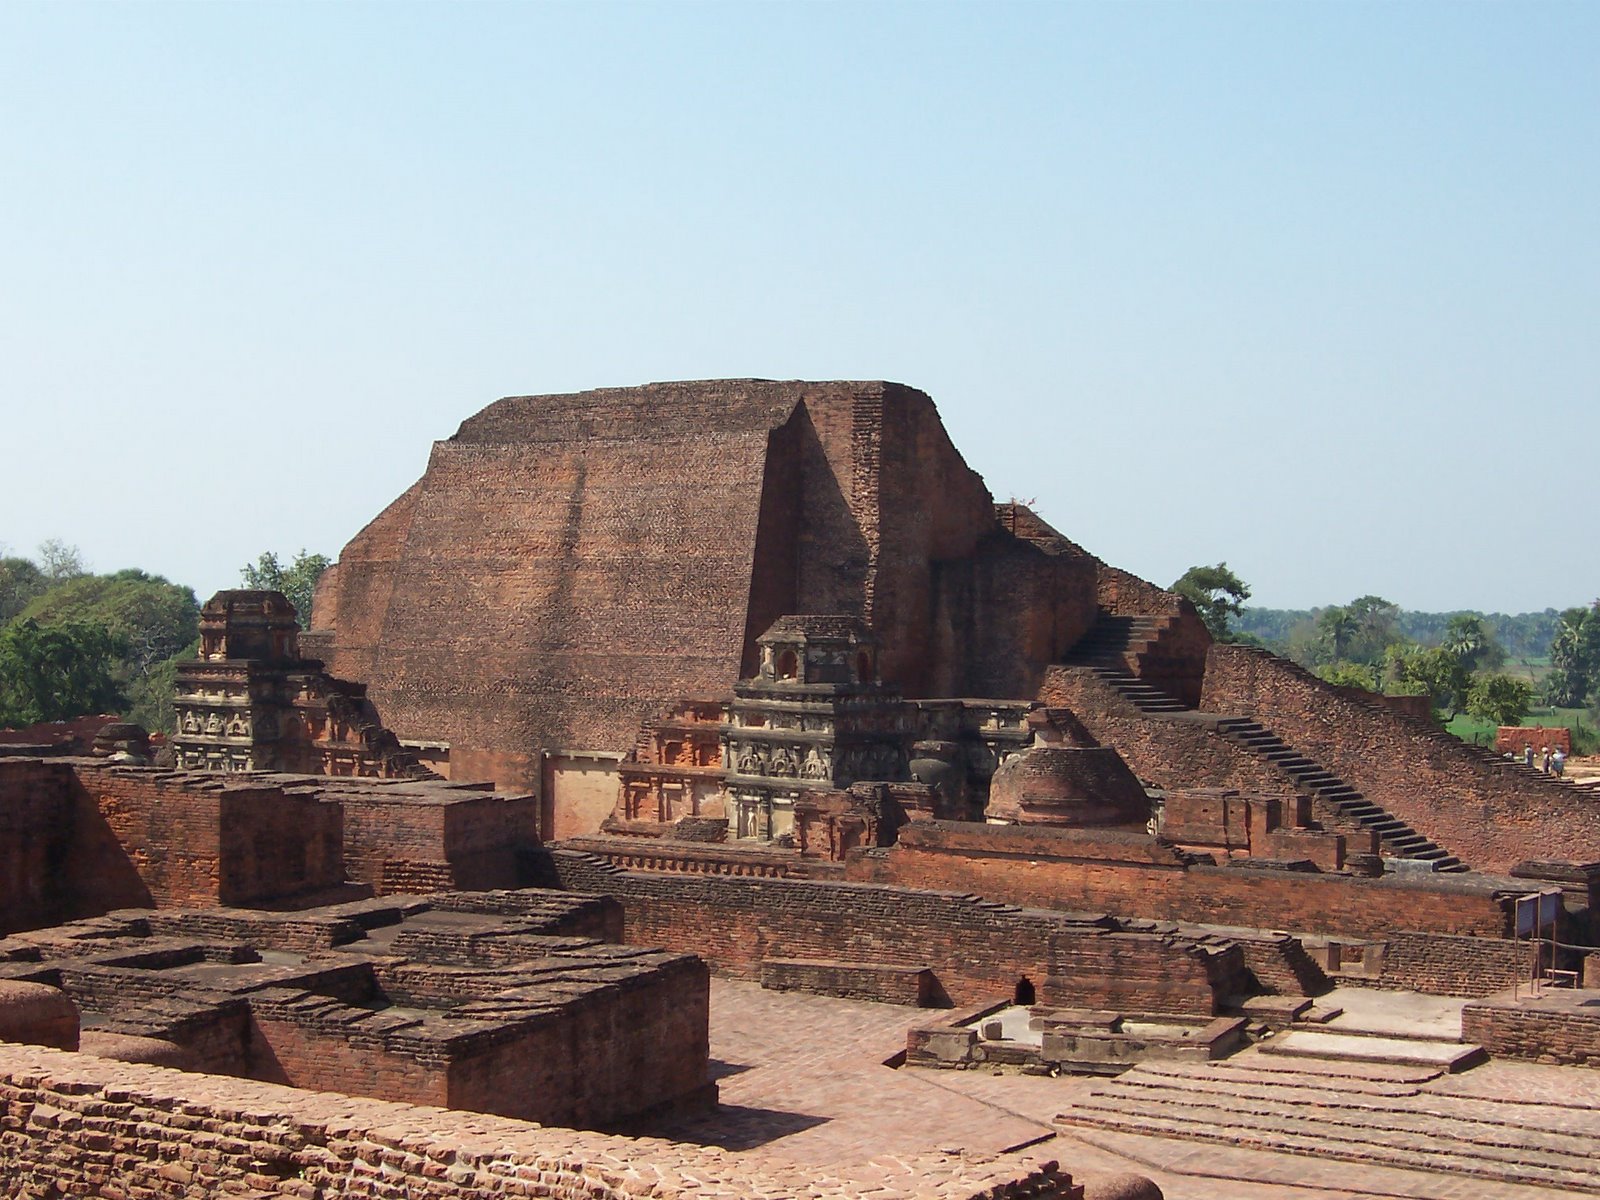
[173,589,432,781]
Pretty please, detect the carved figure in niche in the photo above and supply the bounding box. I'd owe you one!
[760,644,775,677]
[204,712,224,736]
[737,749,761,776]
[770,747,797,777]
[256,710,279,739]
[181,711,200,734]
[226,714,250,738]
[801,747,829,779]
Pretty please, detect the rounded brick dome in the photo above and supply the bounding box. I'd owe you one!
[986,745,1149,827]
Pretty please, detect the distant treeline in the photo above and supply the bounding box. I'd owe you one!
[1235,608,1566,661]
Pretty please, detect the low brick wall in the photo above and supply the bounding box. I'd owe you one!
[0,1044,1083,1198]
[0,759,76,933]
[851,821,1515,943]
[1463,990,1600,1066]
[1379,932,1529,997]
[547,849,1247,1015]
[761,958,937,1006]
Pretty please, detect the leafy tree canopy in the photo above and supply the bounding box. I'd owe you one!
[1171,562,1252,642]
[1441,613,1506,674]
[1315,661,1379,691]
[15,570,200,675]
[1384,643,1472,719]
[1466,673,1535,728]
[241,550,331,629]
[1546,602,1600,707]
[0,619,126,727]
[0,557,48,624]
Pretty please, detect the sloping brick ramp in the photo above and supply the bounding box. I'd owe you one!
[1056,1055,1600,1194]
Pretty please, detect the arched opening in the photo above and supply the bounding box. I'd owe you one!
[776,649,799,680]
[1013,976,1036,1006]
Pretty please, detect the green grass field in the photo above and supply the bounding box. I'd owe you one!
[1446,706,1598,755]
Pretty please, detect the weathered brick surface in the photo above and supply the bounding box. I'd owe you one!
[547,849,1245,1014]
[1201,645,1600,873]
[760,958,937,1005]
[1463,990,1600,1065]
[0,759,76,932]
[312,382,1102,813]
[1040,668,1293,795]
[848,820,1514,942]
[0,1044,1084,1199]
[1,761,543,935]
[1378,931,1530,996]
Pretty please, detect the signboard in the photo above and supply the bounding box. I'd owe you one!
[1514,889,1562,937]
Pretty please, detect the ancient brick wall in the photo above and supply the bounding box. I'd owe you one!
[849,822,1513,942]
[932,533,1099,700]
[446,956,710,1127]
[1202,645,1600,873]
[1496,725,1573,756]
[0,1044,1082,1200]
[1462,995,1600,1066]
[68,766,344,911]
[546,849,1243,1014]
[1040,666,1298,794]
[0,759,76,933]
[216,788,343,905]
[339,789,537,894]
[311,381,1102,816]
[1378,932,1529,996]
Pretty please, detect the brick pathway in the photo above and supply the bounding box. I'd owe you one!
[641,981,1600,1200]
[637,979,1054,1166]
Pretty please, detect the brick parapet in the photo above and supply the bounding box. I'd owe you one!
[546,849,1245,1014]
[0,1043,1084,1199]
[850,819,1515,943]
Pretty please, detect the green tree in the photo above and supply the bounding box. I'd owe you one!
[124,639,200,735]
[241,549,331,629]
[16,570,199,676]
[1171,563,1252,642]
[0,557,48,624]
[1466,673,1534,728]
[1546,603,1600,707]
[1442,613,1506,674]
[1345,595,1402,664]
[1316,661,1379,691]
[1316,606,1358,662]
[0,619,126,726]
[35,538,87,582]
[1385,643,1471,718]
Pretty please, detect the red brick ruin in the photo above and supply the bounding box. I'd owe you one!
[6,378,1600,1197]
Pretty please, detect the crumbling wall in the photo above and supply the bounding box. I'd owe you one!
[1040,666,1292,793]
[849,821,1512,942]
[0,1043,1082,1199]
[546,849,1243,1014]
[0,760,77,933]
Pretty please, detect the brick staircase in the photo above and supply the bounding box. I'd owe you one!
[1056,1055,1600,1194]
[1061,617,1469,872]
[1061,615,1190,713]
[1213,717,1466,872]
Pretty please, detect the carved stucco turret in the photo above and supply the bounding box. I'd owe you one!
[722,615,912,841]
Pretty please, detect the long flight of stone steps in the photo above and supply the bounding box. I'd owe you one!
[1212,716,1467,872]
[1056,1054,1600,1194]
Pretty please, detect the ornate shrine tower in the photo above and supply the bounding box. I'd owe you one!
[722,616,912,840]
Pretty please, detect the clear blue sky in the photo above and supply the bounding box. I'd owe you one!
[3,1,1595,614]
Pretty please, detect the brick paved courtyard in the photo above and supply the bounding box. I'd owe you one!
[635,979,1600,1200]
